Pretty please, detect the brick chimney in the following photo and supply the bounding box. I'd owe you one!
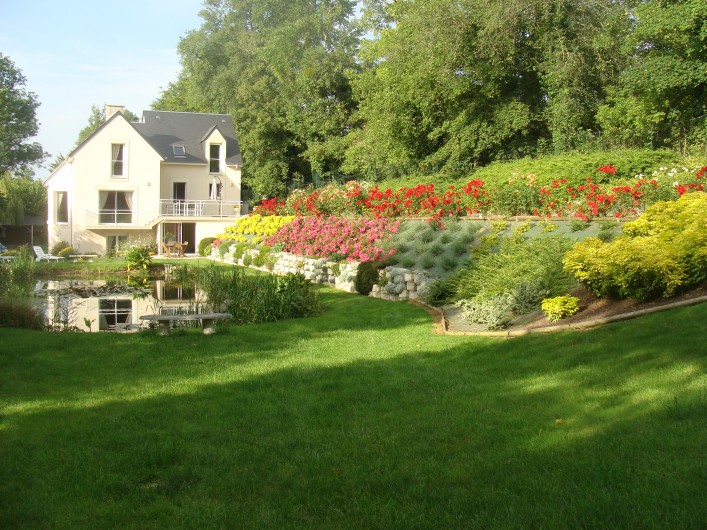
[105,104,125,121]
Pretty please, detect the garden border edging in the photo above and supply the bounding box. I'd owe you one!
[432,294,707,337]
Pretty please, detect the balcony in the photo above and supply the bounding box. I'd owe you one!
[84,200,243,228]
[159,199,242,218]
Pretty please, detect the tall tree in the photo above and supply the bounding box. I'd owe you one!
[597,0,707,150]
[155,0,360,197]
[347,0,628,179]
[0,169,46,225]
[0,53,45,174]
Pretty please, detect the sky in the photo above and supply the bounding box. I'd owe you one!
[0,0,205,177]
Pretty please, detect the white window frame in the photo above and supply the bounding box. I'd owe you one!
[111,143,126,178]
[209,144,221,174]
[55,191,68,224]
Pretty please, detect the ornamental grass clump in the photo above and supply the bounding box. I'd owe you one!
[200,266,320,324]
[563,192,707,301]
[452,236,576,329]
[387,220,479,277]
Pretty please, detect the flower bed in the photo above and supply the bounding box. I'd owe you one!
[252,165,706,221]
[264,216,400,263]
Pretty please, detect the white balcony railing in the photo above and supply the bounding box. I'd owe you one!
[159,199,242,218]
[84,200,243,226]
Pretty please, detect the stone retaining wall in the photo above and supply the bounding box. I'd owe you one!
[212,246,429,301]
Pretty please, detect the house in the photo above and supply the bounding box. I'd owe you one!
[43,105,244,256]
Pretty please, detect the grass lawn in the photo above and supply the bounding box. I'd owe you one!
[0,287,705,529]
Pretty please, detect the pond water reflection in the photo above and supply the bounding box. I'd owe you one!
[34,279,207,332]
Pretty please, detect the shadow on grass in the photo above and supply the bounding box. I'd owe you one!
[0,301,705,529]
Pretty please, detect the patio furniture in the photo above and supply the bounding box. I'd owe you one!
[175,241,187,257]
[161,242,172,257]
[33,246,64,262]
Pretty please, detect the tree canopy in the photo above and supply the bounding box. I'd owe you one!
[155,0,707,195]
[0,53,45,175]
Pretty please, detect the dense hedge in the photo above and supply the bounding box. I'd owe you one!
[563,192,707,301]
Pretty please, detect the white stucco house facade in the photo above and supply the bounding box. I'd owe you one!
[44,106,244,256]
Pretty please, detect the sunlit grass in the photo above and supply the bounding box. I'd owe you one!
[1,287,705,529]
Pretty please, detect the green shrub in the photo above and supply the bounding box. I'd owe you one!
[354,261,385,295]
[541,296,580,322]
[564,193,707,301]
[513,221,533,237]
[510,281,551,315]
[242,253,253,267]
[597,229,615,242]
[454,236,575,302]
[57,247,75,258]
[458,295,513,330]
[451,241,468,256]
[490,219,510,232]
[199,237,216,257]
[421,254,436,269]
[218,240,232,258]
[233,243,250,261]
[252,246,272,267]
[200,267,320,324]
[471,148,681,188]
[401,255,416,268]
[541,221,557,233]
[125,246,152,271]
[0,299,45,330]
[51,240,70,255]
[429,241,444,256]
[488,178,541,216]
[570,219,590,232]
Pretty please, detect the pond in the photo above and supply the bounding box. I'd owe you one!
[32,278,208,332]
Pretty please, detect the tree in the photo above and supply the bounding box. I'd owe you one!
[0,169,47,225]
[154,0,360,197]
[75,104,139,147]
[597,0,707,151]
[0,53,45,174]
[347,0,629,179]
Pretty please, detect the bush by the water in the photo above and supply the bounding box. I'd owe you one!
[200,267,321,324]
[199,237,216,256]
[0,299,45,330]
[563,192,707,302]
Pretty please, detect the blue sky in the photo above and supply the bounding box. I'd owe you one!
[0,0,204,175]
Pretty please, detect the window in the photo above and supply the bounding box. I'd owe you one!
[209,144,221,173]
[173,145,186,157]
[55,191,68,223]
[99,191,133,224]
[111,144,125,177]
[106,235,128,256]
[98,298,133,330]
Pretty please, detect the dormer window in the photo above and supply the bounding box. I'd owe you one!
[173,145,186,157]
[111,144,125,177]
[209,144,221,173]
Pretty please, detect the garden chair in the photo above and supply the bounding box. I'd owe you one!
[161,242,172,257]
[33,246,64,262]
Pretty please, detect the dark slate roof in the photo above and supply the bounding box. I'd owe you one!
[133,110,243,165]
